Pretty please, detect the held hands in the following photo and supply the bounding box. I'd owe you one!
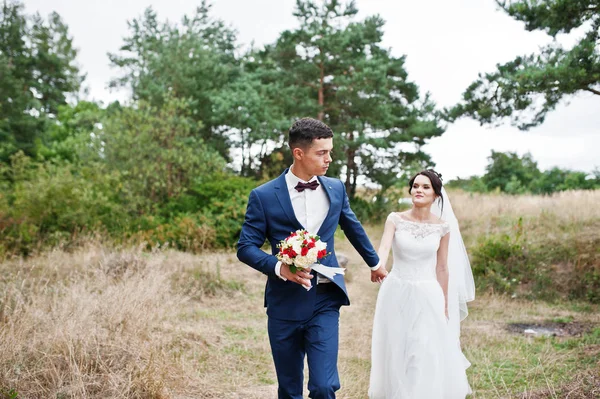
[280,263,313,289]
[371,266,388,283]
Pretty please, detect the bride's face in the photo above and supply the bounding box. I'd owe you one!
[410,175,436,207]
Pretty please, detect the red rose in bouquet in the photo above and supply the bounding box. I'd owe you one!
[277,229,328,273]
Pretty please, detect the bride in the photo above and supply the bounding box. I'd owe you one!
[368,169,475,399]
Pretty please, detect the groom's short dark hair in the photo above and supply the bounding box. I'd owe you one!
[288,118,333,149]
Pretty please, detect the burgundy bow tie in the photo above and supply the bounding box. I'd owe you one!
[295,180,320,192]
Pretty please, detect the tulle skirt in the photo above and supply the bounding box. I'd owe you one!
[368,272,471,399]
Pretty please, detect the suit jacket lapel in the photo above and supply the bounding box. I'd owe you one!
[274,169,305,230]
[317,176,337,236]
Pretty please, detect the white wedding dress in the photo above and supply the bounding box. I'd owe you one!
[368,212,471,399]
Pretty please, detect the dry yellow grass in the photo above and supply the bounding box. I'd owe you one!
[0,244,191,398]
[450,189,600,222]
[447,189,600,247]
[4,241,597,398]
[1,190,599,398]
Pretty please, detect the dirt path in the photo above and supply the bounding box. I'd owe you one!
[181,238,381,398]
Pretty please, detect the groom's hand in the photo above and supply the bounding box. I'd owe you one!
[280,264,313,288]
[371,267,388,283]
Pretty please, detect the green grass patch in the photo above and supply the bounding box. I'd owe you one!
[467,326,600,397]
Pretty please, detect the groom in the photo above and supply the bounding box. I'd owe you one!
[237,117,386,399]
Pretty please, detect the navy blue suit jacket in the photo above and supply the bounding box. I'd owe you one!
[237,169,379,321]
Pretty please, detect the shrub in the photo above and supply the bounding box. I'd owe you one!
[351,187,411,224]
[471,231,530,296]
[470,218,600,303]
[187,174,259,248]
[0,153,125,257]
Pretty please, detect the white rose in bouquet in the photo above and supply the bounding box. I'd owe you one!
[276,230,334,291]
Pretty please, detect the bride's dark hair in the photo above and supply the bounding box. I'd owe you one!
[408,169,444,215]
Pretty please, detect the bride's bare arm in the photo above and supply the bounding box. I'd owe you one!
[370,215,396,282]
[436,233,450,318]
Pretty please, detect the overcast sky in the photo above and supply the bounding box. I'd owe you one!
[23,0,600,179]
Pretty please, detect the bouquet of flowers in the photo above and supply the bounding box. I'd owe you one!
[277,229,328,273]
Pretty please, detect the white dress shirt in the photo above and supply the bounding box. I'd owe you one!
[275,167,331,283]
[286,168,330,235]
[275,166,380,282]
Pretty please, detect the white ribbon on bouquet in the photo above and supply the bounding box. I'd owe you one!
[302,264,346,291]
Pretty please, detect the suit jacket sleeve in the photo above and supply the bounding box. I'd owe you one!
[237,189,278,276]
[338,181,380,267]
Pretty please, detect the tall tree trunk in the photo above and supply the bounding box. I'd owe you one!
[317,51,325,121]
[241,131,247,177]
[166,127,174,198]
[345,131,356,198]
[350,164,358,199]
[167,161,173,198]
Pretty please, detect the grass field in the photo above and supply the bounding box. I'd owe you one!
[1,190,599,398]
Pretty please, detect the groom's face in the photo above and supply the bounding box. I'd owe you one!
[296,137,333,177]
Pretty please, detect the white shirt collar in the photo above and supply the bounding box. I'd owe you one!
[285,166,318,189]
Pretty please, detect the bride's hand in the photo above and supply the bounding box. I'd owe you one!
[371,267,388,283]
[444,307,449,320]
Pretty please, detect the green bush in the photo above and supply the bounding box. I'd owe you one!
[570,237,600,303]
[471,219,600,303]
[351,188,411,224]
[0,153,126,256]
[349,196,377,223]
[471,231,531,296]
[0,151,259,255]
[130,174,258,251]
[189,175,259,248]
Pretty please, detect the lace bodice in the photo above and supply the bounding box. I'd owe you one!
[387,213,449,281]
